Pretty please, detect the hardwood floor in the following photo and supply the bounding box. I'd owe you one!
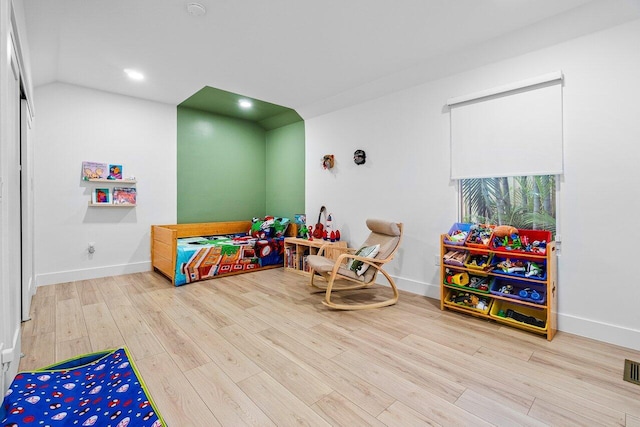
[19,269,640,426]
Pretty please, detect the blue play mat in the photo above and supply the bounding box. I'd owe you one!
[1,347,165,426]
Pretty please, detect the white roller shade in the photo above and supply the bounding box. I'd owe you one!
[448,72,563,179]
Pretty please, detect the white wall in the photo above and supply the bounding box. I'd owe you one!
[34,83,177,286]
[305,18,640,350]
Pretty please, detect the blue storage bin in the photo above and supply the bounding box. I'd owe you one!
[489,277,546,304]
[491,256,546,281]
[443,222,472,246]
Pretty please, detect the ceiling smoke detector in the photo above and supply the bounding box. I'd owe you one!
[186,3,206,17]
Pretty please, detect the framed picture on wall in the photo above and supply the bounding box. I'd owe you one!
[92,188,111,204]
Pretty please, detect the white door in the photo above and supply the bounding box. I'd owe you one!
[1,29,23,390]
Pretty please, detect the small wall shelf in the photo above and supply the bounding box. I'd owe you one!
[85,178,137,184]
[83,175,137,207]
[88,202,136,207]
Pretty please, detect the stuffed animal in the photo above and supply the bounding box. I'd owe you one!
[493,225,518,238]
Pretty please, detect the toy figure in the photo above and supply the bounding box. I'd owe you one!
[298,224,308,238]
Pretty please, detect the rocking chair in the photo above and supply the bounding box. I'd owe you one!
[306,219,403,310]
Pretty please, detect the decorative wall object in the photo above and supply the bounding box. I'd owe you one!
[354,149,366,165]
[322,154,335,169]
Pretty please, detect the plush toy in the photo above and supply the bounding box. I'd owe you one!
[493,225,518,238]
[250,218,266,239]
[270,217,289,237]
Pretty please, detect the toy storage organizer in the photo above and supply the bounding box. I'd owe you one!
[440,227,557,340]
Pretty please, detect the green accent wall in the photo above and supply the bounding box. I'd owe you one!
[177,107,267,222]
[177,107,305,224]
[266,121,305,220]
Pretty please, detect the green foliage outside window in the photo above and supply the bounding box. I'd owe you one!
[461,176,556,237]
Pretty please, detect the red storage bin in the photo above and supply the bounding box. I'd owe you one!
[490,229,551,256]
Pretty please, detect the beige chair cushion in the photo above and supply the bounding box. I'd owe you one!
[306,254,364,282]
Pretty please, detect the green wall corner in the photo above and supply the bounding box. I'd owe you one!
[177,106,305,224]
[266,121,305,220]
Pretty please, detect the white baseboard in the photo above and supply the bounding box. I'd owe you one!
[36,261,151,286]
[392,275,640,351]
[558,312,640,351]
[394,275,441,299]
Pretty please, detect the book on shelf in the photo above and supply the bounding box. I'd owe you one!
[112,187,136,204]
[82,161,108,180]
[92,188,111,204]
[108,164,123,180]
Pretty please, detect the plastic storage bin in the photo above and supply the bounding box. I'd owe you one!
[489,277,546,304]
[465,224,495,251]
[443,250,467,266]
[490,300,547,332]
[443,271,491,293]
[443,222,472,246]
[491,256,547,281]
[444,289,492,314]
[490,229,551,256]
[464,252,493,270]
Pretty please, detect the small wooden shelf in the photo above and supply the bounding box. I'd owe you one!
[85,178,137,184]
[284,237,347,275]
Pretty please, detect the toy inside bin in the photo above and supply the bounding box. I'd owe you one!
[467,273,490,293]
[465,224,495,250]
[490,229,551,255]
[443,222,472,246]
[490,300,547,332]
[445,289,492,314]
[443,250,467,266]
[464,252,492,270]
[489,277,546,304]
[491,256,547,281]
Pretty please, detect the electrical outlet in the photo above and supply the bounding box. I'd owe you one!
[88,242,95,254]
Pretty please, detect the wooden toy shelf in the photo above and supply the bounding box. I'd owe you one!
[440,234,557,340]
[284,237,347,276]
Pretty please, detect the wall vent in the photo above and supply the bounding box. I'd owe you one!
[624,359,640,385]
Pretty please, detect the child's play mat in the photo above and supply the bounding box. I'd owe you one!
[1,347,164,426]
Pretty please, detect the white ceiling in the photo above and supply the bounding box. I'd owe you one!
[20,0,640,118]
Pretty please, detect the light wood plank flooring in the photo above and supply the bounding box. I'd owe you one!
[19,269,640,426]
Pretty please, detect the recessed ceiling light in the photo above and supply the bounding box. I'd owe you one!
[187,3,206,16]
[239,99,253,109]
[124,69,144,81]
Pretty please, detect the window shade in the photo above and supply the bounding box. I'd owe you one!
[448,73,563,179]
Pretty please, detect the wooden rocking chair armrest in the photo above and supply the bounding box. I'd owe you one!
[335,252,383,267]
[316,244,356,257]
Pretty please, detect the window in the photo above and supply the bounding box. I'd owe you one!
[461,175,556,235]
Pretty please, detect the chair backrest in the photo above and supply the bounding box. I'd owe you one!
[360,219,403,282]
